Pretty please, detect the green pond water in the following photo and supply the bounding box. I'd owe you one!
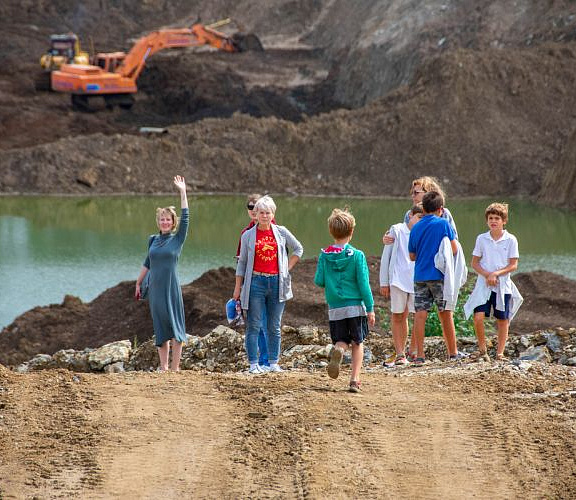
[1,195,576,329]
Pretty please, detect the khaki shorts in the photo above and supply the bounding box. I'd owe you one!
[390,285,415,314]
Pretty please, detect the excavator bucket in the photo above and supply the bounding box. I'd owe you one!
[231,33,264,52]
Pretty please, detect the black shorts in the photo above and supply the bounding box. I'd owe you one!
[329,316,368,345]
[473,292,511,320]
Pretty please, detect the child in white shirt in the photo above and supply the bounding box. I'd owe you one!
[464,202,522,361]
[379,204,423,365]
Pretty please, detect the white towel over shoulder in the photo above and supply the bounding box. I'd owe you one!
[434,237,467,311]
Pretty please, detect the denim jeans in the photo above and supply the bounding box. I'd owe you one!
[246,275,285,364]
[258,307,269,366]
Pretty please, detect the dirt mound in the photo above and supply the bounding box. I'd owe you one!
[1,260,575,367]
[1,2,576,206]
[510,271,576,333]
[0,257,375,366]
[4,42,576,199]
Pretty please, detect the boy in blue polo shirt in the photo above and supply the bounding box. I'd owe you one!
[408,191,458,364]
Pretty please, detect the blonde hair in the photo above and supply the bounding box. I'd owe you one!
[328,208,356,239]
[485,202,509,222]
[410,176,446,199]
[155,206,179,232]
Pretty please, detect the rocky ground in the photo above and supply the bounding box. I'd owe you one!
[1,362,576,498]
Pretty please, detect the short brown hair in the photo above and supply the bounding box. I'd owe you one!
[422,191,444,213]
[485,202,508,222]
[410,203,424,216]
[328,208,356,239]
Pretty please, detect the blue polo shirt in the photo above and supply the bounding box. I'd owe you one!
[408,214,456,281]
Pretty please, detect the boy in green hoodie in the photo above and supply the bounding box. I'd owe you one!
[314,208,375,392]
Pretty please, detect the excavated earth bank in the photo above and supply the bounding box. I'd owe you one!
[0,1,575,204]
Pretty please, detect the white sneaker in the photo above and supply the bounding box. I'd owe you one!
[248,365,263,374]
[268,364,284,373]
[258,365,271,373]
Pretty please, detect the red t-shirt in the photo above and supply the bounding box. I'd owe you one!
[236,218,277,258]
[253,228,279,274]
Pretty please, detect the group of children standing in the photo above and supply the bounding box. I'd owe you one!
[314,176,522,393]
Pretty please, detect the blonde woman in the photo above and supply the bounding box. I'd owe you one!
[136,175,189,371]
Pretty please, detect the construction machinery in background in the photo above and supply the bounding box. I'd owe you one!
[35,33,90,90]
[50,20,263,111]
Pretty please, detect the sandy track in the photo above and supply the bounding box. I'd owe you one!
[1,365,575,499]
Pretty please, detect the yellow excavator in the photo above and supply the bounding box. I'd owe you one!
[35,33,90,90]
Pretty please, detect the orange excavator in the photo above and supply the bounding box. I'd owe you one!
[51,21,263,110]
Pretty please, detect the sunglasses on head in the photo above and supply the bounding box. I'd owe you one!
[247,203,256,210]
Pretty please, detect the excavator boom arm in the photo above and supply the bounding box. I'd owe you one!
[118,24,238,81]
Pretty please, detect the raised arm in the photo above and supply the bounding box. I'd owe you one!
[173,175,189,244]
[174,175,188,209]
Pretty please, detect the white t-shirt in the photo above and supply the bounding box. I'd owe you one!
[472,230,519,294]
[391,223,415,293]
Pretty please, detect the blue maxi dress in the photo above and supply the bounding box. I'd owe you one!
[143,208,189,346]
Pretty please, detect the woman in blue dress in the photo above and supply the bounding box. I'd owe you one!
[135,175,189,371]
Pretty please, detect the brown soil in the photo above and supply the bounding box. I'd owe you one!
[2,260,575,367]
[1,363,576,498]
[0,1,575,203]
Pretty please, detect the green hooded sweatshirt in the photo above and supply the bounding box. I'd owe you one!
[314,243,374,312]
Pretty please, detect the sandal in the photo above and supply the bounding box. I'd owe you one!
[327,346,344,379]
[383,353,396,368]
[496,354,509,362]
[394,355,409,366]
[349,380,361,393]
[412,357,426,366]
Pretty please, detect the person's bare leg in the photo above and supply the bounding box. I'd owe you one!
[408,320,417,358]
[496,319,510,357]
[157,342,169,371]
[350,342,363,382]
[439,310,457,357]
[413,310,428,358]
[170,339,183,371]
[391,311,408,356]
[400,309,409,351]
[473,312,487,352]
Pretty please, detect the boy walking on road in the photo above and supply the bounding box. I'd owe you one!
[464,203,522,361]
[408,191,458,364]
[314,208,375,392]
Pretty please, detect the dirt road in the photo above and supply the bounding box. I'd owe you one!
[1,363,575,499]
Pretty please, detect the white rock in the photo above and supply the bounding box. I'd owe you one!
[88,340,132,370]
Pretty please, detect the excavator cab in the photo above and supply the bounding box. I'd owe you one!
[93,52,126,73]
